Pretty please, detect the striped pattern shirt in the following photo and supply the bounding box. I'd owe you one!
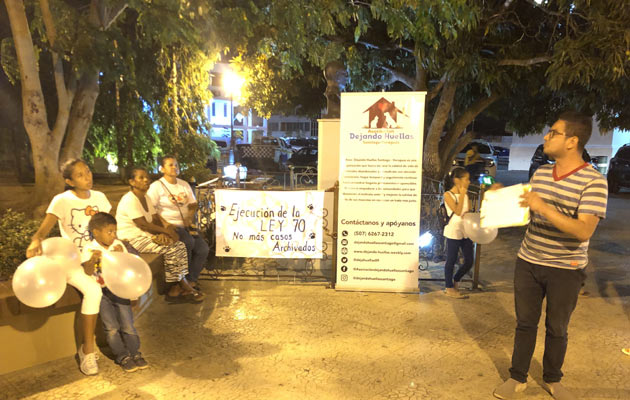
[518,163,607,270]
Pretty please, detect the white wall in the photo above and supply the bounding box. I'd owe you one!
[508,119,625,170]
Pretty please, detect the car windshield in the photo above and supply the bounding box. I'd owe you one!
[462,143,492,154]
[290,138,310,146]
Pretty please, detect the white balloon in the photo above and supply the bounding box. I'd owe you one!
[101,251,152,299]
[462,212,498,244]
[12,256,67,308]
[41,237,80,262]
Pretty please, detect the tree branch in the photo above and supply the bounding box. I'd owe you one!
[423,81,457,176]
[40,0,75,136]
[439,91,502,167]
[498,56,551,66]
[4,0,50,133]
[441,131,475,177]
[427,74,447,101]
[357,40,414,54]
[380,66,416,90]
[90,0,128,30]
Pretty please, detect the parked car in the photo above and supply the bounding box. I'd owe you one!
[287,147,318,170]
[493,145,510,157]
[528,144,593,180]
[607,144,630,193]
[452,140,497,178]
[287,137,311,152]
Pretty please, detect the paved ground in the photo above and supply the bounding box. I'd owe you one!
[1,172,629,400]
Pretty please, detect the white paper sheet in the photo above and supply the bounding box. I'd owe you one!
[480,183,531,229]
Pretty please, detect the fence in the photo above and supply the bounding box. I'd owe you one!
[194,167,332,283]
[195,170,486,289]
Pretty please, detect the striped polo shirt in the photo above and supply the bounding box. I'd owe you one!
[518,163,607,269]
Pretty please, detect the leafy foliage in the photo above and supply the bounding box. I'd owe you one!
[0,210,54,280]
[86,1,223,173]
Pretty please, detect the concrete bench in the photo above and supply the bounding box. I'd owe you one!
[0,253,164,375]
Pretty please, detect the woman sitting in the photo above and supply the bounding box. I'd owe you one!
[116,167,204,303]
[147,156,209,291]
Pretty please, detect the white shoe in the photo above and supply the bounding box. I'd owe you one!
[78,345,99,375]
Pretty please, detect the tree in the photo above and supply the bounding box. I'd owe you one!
[85,4,220,177]
[3,0,127,212]
[228,0,630,179]
[213,0,356,118]
[3,0,222,211]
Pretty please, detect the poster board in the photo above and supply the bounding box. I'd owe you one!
[215,190,324,258]
[336,92,426,292]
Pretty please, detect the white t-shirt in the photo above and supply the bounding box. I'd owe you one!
[80,239,128,288]
[443,192,469,240]
[46,190,112,250]
[116,191,156,240]
[146,177,196,227]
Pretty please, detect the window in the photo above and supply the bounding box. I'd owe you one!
[211,73,222,87]
[269,122,279,131]
[462,142,492,154]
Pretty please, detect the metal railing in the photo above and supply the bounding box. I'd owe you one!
[193,173,332,283]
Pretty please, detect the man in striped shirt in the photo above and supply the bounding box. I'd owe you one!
[494,111,608,400]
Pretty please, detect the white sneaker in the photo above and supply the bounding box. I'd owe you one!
[78,345,99,375]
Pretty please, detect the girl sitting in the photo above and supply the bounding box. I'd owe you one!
[26,159,110,375]
[115,167,204,303]
[146,156,209,291]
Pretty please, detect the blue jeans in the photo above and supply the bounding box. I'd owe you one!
[176,227,209,283]
[509,258,585,383]
[444,238,474,288]
[99,289,141,363]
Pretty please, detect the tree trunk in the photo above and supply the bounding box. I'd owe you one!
[423,81,457,179]
[31,138,64,214]
[60,72,100,164]
[5,0,65,213]
[438,91,501,174]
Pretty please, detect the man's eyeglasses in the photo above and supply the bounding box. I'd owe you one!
[548,129,569,138]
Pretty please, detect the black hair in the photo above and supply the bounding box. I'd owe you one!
[87,212,117,233]
[127,166,148,183]
[61,158,88,180]
[159,155,177,167]
[558,111,592,151]
[446,167,469,189]
[60,158,89,190]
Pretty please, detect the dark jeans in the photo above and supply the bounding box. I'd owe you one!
[99,289,140,363]
[509,257,586,383]
[444,238,474,288]
[176,227,210,283]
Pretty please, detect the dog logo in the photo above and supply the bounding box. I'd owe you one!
[363,97,406,129]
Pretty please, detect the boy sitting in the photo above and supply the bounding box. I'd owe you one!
[82,212,149,372]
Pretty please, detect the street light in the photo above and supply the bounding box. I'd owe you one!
[223,70,245,164]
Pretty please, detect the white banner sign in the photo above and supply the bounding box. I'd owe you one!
[215,190,324,258]
[336,92,426,292]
